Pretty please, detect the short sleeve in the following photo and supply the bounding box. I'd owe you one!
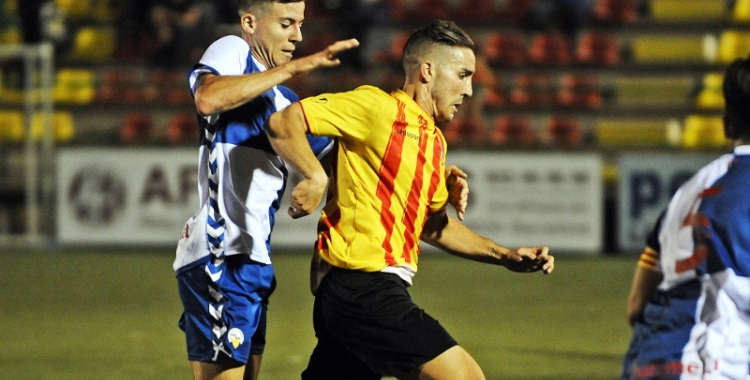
[189,36,249,93]
[299,86,387,142]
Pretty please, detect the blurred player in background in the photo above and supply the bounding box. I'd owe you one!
[266,20,554,380]
[172,1,357,379]
[621,55,750,380]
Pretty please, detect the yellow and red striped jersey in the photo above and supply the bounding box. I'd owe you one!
[299,85,449,274]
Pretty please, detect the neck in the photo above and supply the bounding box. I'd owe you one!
[401,81,434,119]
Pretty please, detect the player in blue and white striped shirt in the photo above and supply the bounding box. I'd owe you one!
[172,1,358,379]
[621,55,750,380]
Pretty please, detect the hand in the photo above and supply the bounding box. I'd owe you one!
[288,172,328,219]
[291,39,360,76]
[502,246,554,274]
[445,165,469,221]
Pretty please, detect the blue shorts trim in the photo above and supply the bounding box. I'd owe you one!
[177,254,276,364]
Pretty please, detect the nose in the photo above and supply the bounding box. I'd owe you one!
[464,82,473,98]
[292,25,302,43]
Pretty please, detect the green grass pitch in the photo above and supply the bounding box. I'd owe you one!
[0,249,636,379]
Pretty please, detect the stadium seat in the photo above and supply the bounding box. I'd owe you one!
[453,0,498,23]
[629,35,706,64]
[373,30,410,66]
[717,30,750,64]
[119,112,153,144]
[31,111,76,142]
[482,32,527,66]
[0,111,24,142]
[408,0,450,21]
[594,118,669,147]
[556,74,603,109]
[733,0,750,21]
[489,116,538,146]
[55,0,93,20]
[680,115,727,149]
[509,73,554,107]
[648,0,725,22]
[164,114,198,145]
[613,76,694,107]
[442,116,486,146]
[593,0,638,23]
[695,72,725,110]
[575,32,620,66]
[527,33,572,65]
[53,69,96,105]
[66,27,116,63]
[543,116,584,147]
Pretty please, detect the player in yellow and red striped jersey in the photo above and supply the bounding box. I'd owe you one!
[267,20,554,380]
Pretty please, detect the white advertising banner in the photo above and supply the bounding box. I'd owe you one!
[57,149,603,252]
[445,152,603,254]
[617,152,716,253]
[57,148,200,245]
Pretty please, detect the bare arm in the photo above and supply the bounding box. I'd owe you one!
[266,103,328,218]
[194,39,359,116]
[421,210,554,274]
[626,265,662,326]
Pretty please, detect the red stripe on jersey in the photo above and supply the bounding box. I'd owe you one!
[316,209,341,252]
[377,100,407,266]
[401,119,430,262]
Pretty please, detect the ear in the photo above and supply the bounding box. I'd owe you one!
[419,61,435,84]
[723,115,734,140]
[240,12,257,34]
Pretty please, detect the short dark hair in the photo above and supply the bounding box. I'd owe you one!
[402,20,474,73]
[723,55,750,140]
[237,0,303,15]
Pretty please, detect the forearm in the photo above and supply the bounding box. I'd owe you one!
[421,212,510,265]
[266,103,326,181]
[626,265,663,326]
[194,66,296,116]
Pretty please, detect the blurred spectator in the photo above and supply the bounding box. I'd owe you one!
[334,0,389,71]
[148,0,218,68]
[524,0,594,41]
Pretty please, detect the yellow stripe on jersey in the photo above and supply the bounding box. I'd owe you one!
[300,86,449,273]
[638,246,660,270]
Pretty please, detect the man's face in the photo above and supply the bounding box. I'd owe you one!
[430,46,475,123]
[250,1,305,68]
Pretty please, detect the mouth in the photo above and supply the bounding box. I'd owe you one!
[281,49,294,58]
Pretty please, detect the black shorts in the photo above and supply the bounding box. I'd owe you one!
[301,266,458,379]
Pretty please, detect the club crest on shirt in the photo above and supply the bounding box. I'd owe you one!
[227,328,245,349]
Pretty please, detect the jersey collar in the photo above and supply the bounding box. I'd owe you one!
[734,145,750,156]
[391,89,436,130]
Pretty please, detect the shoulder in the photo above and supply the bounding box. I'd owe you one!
[207,35,249,53]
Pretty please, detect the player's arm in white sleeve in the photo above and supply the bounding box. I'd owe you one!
[421,210,554,274]
[193,36,359,116]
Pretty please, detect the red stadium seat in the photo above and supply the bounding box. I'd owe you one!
[594,0,638,23]
[164,114,199,145]
[408,0,450,21]
[509,73,554,107]
[543,116,584,147]
[482,32,527,66]
[555,74,603,109]
[527,33,572,65]
[453,0,499,23]
[442,117,486,146]
[490,116,538,146]
[575,32,620,66]
[119,112,153,144]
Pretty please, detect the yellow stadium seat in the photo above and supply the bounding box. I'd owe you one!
[53,69,96,105]
[0,111,25,142]
[650,0,725,21]
[695,72,725,110]
[614,76,694,106]
[630,35,706,63]
[66,27,116,63]
[31,111,76,142]
[594,118,669,147]
[733,0,750,21]
[680,115,727,149]
[717,30,750,64]
[55,0,93,20]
